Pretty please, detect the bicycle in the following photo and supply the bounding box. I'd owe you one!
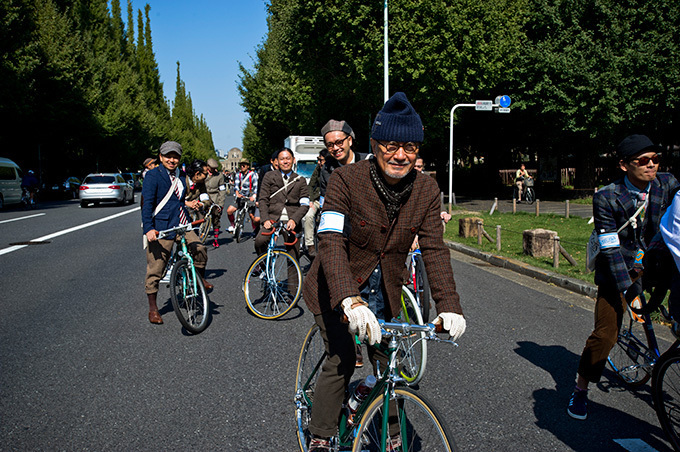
[243,221,302,319]
[157,219,210,334]
[232,197,252,243]
[406,248,431,322]
[197,204,220,244]
[21,188,38,210]
[513,178,535,204]
[295,319,457,451]
[397,286,427,386]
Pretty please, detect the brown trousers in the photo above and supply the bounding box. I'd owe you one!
[577,287,627,383]
[144,230,207,294]
[309,310,396,438]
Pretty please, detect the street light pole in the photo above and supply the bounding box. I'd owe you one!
[448,104,475,210]
[384,0,389,103]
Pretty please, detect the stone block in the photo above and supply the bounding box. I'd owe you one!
[523,228,557,258]
[459,217,483,238]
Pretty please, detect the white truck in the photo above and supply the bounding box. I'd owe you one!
[284,135,325,182]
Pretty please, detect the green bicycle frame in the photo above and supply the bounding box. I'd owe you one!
[177,234,199,295]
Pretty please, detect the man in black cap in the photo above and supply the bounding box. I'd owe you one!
[567,134,679,420]
[302,93,466,451]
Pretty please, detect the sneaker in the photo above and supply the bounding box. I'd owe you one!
[227,225,235,233]
[567,388,588,420]
[309,436,332,451]
[355,344,364,368]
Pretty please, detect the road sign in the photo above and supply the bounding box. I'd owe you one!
[475,100,493,111]
[497,107,511,113]
[495,95,512,108]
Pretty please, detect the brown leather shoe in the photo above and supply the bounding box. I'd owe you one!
[203,278,214,291]
[148,310,163,324]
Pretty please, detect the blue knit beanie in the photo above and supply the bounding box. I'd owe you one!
[371,92,424,143]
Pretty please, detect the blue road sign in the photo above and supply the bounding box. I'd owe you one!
[498,95,511,108]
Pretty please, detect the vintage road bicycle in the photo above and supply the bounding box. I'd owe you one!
[157,219,210,334]
[232,197,253,243]
[243,222,302,319]
[295,319,457,451]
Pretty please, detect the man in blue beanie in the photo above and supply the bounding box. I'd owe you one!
[301,92,466,451]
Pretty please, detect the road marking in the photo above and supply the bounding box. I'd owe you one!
[614,439,659,451]
[0,213,46,224]
[0,207,140,256]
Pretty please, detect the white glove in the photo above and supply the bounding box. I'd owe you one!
[342,297,382,345]
[436,312,466,341]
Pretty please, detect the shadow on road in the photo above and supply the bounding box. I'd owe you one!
[514,341,672,451]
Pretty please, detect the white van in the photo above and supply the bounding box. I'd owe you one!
[0,158,23,208]
[284,135,325,183]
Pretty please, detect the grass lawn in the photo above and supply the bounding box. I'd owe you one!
[444,209,595,284]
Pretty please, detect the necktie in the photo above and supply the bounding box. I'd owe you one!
[170,173,189,225]
[637,192,647,223]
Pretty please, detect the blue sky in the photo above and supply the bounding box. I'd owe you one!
[126,1,269,153]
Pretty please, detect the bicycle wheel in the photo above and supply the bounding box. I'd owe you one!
[414,255,431,322]
[235,209,245,243]
[653,349,680,451]
[352,387,456,452]
[396,287,427,386]
[607,311,652,386]
[170,259,210,334]
[198,215,212,244]
[525,187,535,204]
[243,250,302,319]
[295,324,327,452]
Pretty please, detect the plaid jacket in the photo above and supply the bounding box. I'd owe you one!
[302,159,462,318]
[594,172,679,292]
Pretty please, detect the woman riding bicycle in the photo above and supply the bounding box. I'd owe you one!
[514,163,531,203]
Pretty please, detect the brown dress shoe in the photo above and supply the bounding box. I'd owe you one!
[148,310,163,324]
[203,278,214,291]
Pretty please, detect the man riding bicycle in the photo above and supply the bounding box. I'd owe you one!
[301,92,466,451]
[205,158,227,247]
[226,158,260,234]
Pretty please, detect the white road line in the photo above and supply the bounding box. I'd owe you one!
[614,439,660,452]
[0,207,140,256]
[0,213,46,224]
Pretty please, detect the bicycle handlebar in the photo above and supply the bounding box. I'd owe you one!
[261,221,299,246]
[157,219,204,239]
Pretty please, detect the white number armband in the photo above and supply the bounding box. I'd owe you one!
[299,197,310,207]
[318,211,345,233]
[598,232,620,249]
[219,184,226,191]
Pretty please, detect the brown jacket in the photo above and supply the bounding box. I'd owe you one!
[302,159,462,318]
[258,170,310,226]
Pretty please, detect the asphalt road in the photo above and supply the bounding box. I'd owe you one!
[0,194,675,451]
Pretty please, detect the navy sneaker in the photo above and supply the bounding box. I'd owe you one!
[567,388,588,420]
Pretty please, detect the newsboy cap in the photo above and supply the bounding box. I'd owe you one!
[371,92,424,143]
[321,119,355,140]
[616,134,661,160]
[159,141,183,156]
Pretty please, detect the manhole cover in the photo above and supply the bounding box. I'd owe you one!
[8,241,51,246]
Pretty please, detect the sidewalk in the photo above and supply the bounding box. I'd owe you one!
[450,196,593,219]
[446,239,597,299]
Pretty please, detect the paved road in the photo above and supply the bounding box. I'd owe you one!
[0,195,674,451]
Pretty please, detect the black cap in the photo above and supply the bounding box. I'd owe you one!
[616,134,661,160]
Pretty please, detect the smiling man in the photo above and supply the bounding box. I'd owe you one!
[301,92,466,451]
[318,119,367,200]
[567,134,679,420]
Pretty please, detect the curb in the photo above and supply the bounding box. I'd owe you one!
[445,240,597,299]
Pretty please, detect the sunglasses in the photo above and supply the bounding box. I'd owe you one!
[629,154,660,166]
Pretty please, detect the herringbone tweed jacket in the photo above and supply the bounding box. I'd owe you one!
[302,159,462,318]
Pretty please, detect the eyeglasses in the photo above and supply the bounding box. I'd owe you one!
[325,135,350,149]
[629,154,660,166]
[414,164,424,169]
[377,141,419,155]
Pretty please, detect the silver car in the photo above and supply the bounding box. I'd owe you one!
[79,173,134,207]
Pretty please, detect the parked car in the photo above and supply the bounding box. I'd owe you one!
[0,157,23,209]
[79,173,134,207]
[47,176,81,199]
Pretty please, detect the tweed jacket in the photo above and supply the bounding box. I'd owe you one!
[302,159,462,318]
[258,170,310,226]
[594,172,679,292]
[141,166,190,240]
[185,176,211,206]
[205,172,227,207]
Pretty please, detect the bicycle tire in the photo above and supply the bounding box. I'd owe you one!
[652,348,680,451]
[235,208,245,243]
[243,250,302,319]
[170,259,210,334]
[198,214,213,244]
[295,324,327,452]
[352,387,456,452]
[414,254,431,322]
[525,187,535,204]
[396,287,427,386]
[607,311,652,386]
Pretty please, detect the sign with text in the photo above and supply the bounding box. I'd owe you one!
[475,100,493,111]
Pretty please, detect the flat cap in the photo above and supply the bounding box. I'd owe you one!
[159,141,183,156]
[321,119,355,140]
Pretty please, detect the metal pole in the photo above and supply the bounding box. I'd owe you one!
[384,0,389,103]
[449,104,475,211]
